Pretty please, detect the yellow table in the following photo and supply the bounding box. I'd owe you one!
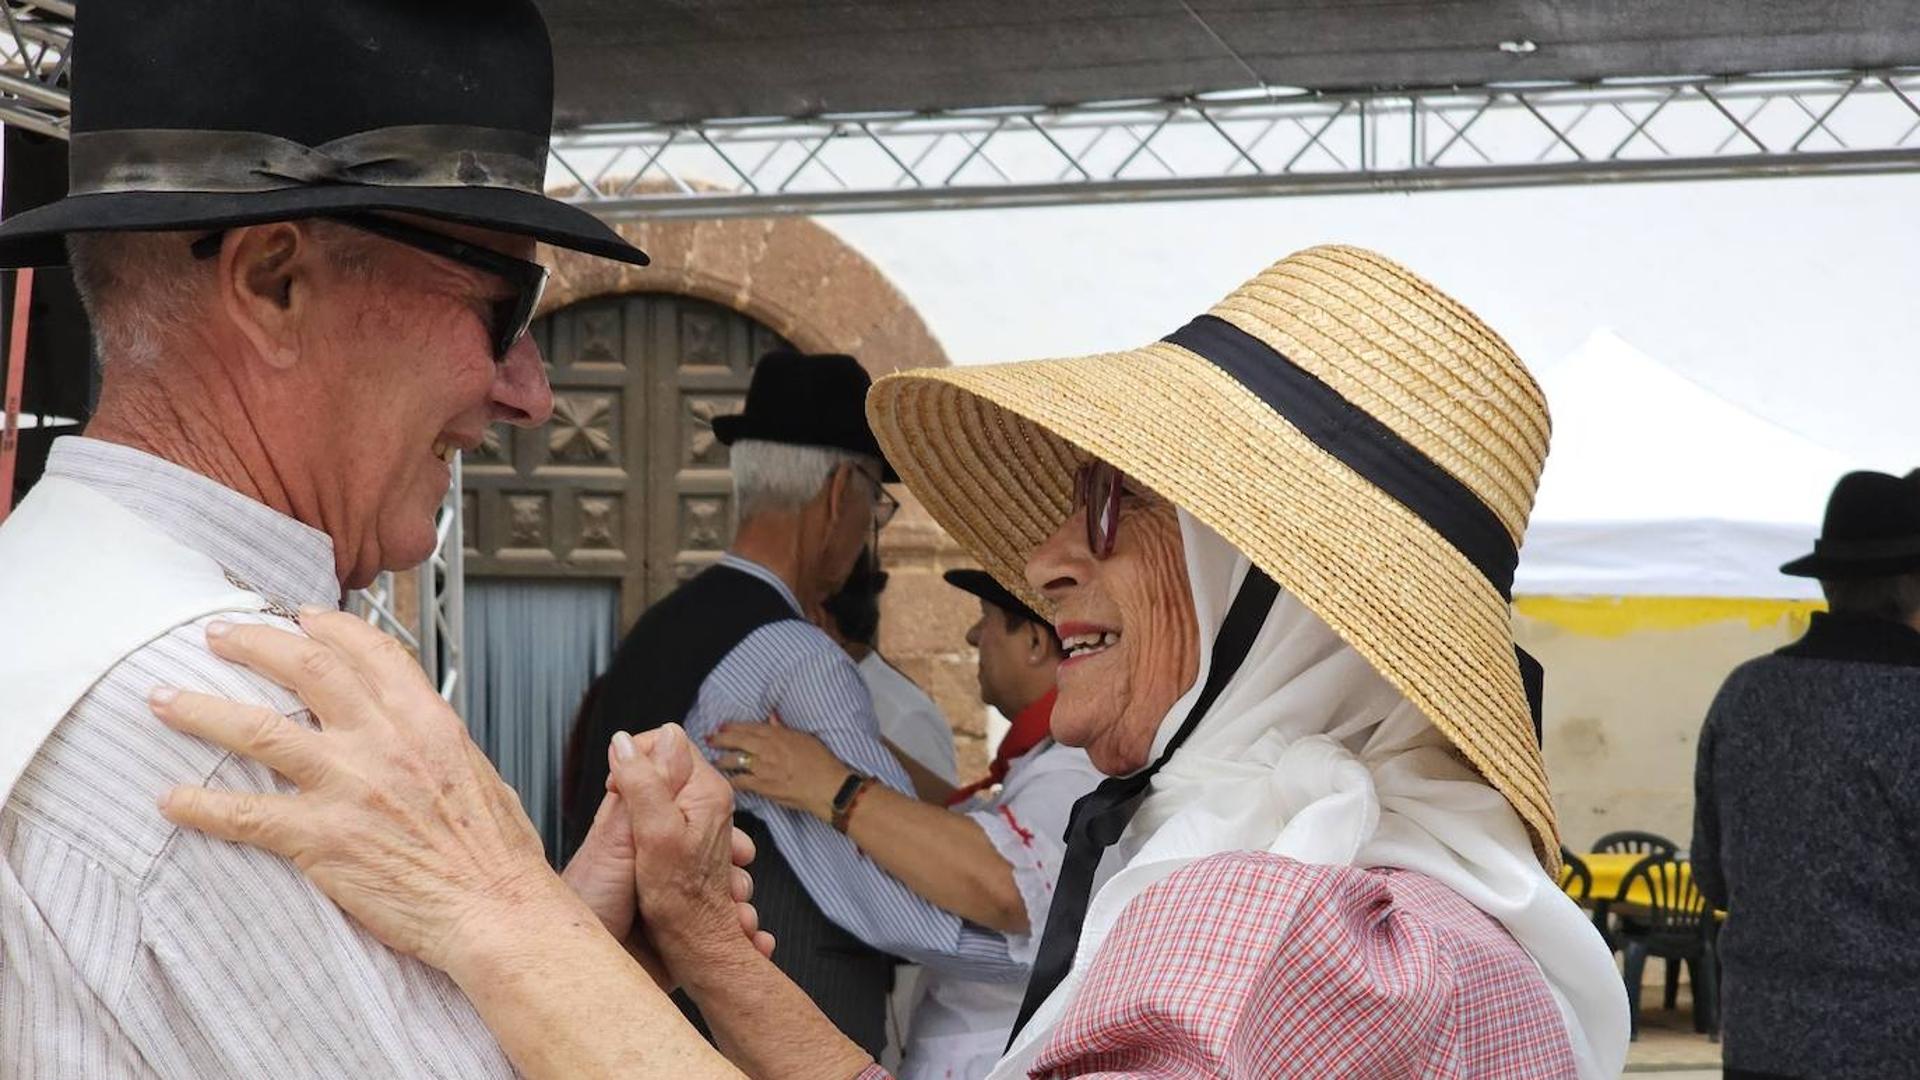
[1568,852,1722,916]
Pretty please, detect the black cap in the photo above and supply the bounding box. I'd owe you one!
[713,351,897,481]
[1781,470,1920,579]
[944,569,1047,628]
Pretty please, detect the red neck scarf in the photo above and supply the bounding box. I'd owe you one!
[947,688,1058,805]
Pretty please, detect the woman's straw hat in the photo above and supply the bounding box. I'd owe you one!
[867,244,1560,868]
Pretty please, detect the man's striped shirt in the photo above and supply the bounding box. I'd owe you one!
[1,438,514,1077]
[689,554,1022,982]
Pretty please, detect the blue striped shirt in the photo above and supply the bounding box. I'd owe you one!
[685,554,1023,982]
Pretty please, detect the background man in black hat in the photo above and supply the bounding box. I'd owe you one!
[1692,469,1920,1080]
[0,2,754,1076]
[561,351,1030,1058]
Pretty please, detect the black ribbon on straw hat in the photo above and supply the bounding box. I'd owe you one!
[1167,315,1546,731]
[1009,314,1545,1042]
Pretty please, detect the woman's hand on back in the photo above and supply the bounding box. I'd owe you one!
[150,609,568,976]
[708,719,851,822]
[148,608,770,982]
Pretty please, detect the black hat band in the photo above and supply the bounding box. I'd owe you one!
[1165,314,1520,600]
[68,125,549,197]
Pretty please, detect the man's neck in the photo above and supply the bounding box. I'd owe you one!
[90,371,282,501]
[1005,675,1059,720]
[84,365,333,580]
[727,514,816,606]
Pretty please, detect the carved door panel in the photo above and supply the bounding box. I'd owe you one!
[464,293,790,629]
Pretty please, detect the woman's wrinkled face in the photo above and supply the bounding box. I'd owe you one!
[1024,473,1199,774]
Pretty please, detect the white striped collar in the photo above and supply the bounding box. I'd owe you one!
[716,552,804,616]
[44,436,341,610]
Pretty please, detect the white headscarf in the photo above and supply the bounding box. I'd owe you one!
[989,511,1627,1079]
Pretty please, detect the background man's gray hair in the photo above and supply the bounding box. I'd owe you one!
[66,222,375,369]
[730,438,881,520]
[1821,573,1920,623]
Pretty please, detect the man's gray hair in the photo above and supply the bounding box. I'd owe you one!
[66,231,211,369]
[730,438,880,520]
[66,222,375,369]
[1821,572,1920,623]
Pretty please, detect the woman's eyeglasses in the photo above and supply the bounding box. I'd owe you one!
[1073,459,1124,559]
[190,212,550,363]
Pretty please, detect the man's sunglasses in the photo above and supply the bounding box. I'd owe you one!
[190,212,550,363]
[1073,459,1125,559]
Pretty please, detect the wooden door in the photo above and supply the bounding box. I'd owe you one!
[463,292,792,628]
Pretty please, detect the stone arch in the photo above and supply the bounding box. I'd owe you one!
[537,215,949,377]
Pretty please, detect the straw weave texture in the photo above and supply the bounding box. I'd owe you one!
[868,245,1560,868]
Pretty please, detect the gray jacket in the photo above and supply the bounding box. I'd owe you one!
[1692,612,1920,1079]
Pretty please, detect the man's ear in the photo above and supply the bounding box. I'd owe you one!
[216,221,316,371]
[823,462,854,521]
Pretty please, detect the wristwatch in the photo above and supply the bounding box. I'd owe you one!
[830,772,875,832]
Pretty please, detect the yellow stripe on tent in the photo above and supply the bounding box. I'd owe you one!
[1514,596,1823,639]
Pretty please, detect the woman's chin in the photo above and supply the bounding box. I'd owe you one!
[1085,740,1150,777]
[1053,699,1148,773]
[1054,719,1142,776]
[1048,697,1101,748]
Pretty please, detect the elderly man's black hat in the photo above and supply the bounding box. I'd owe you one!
[1781,470,1920,580]
[0,0,649,269]
[713,351,899,481]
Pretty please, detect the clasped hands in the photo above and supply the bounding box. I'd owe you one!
[147,608,772,991]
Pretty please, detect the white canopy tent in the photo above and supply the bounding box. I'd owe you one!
[1517,329,1860,600]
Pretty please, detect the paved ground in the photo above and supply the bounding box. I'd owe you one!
[1623,983,1720,1075]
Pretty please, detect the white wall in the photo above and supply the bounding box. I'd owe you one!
[1517,603,1813,852]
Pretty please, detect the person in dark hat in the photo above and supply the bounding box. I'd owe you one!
[558,349,1034,1059]
[0,2,756,1076]
[706,568,1100,1077]
[1692,469,1920,1080]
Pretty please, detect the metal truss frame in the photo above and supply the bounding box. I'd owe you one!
[348,457,467,717]
[5,0,1918,713]
[0,1,70,141]
[551,69,1920,218]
